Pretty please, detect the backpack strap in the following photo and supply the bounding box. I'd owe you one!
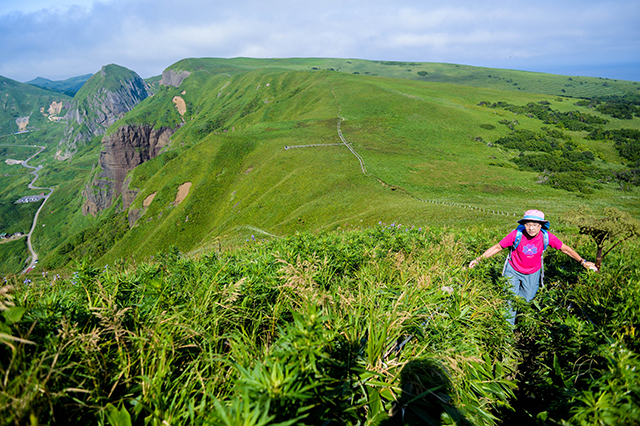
[540,229,549,287]
[513,225,525,250]
[503,225,525,275]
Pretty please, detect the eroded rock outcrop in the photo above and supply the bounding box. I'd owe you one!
[161,69,191,87]
[56,64,150,160]
[82,124,176,216]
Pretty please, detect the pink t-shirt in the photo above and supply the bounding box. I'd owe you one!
[500,229,563,274]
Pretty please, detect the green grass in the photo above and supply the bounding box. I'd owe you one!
[74,64,143,100]
[0,238,28,274]
[2,58,640,274]
[0,76,72,136]
[2,224,639,425]
[30,65,633,270]
[167,57,640,97]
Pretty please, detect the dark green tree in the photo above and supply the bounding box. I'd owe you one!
[567,207,640,269]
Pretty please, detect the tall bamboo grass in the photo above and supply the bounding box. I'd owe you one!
[1,223,639,425]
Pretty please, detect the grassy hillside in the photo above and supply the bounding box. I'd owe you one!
[26,74,92,97]
[74,64,143,100]
[62,65,637,267]
[169,57,640,98]
[0,76,72,136]
[2,58,639,274]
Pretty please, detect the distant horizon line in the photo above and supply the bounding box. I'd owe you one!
[7,56,640,85]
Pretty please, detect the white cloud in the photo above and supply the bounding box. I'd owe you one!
[1,0,639,82]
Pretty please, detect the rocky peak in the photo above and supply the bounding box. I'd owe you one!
[56,64,150,160]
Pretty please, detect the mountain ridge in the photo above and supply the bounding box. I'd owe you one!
[55,64,150,160]
[1,58,639,274]
[26,74,93,97]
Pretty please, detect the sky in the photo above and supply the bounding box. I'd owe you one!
[1,0,639,83]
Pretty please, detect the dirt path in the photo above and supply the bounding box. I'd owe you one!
[331,86,367,175]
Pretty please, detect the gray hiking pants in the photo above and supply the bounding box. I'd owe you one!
[503,262,541,326]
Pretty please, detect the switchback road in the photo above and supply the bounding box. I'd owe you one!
[2,145,54,274]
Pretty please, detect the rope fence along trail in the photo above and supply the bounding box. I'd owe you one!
[283,84,515,217]
[283,85,368,175]
[413,196,518,217]
[336,118,367,175]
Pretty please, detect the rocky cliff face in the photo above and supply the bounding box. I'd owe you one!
[82,124,177,216]
[56,65,150,160]
[161,69,191,87]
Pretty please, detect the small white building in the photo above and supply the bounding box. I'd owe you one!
[15,193,46,204]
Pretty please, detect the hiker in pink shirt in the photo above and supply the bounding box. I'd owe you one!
[469,209,597,325]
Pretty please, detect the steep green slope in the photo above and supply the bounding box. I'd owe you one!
[0,76,72,136]
[79,66,639,266]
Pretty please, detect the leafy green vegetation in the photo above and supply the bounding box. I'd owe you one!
[2,223,638,425]
[587,128,640,164]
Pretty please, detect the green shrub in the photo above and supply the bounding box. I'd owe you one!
[5,224,639,425]
[545,171,593,193]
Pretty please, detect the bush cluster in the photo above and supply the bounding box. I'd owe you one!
[483,101,608,132]
[492,128,598,192]
[577,93,640,119]
[588,128,640,165]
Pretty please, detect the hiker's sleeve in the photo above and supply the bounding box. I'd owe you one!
[549,232,563,250]
[499,230,516,248]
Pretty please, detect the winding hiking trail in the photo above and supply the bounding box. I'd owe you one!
[332,87,367,174]
[283,84,518,219]
[283,85,368,175]
[2,145,54,274]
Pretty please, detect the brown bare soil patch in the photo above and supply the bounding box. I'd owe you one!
[16,116,29,132]
[174,182,192,205]
[143,192,157,208]
[48,101,63,115]
[172,96,187,115]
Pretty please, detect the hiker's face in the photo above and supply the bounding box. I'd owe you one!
[524,221,542,237]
